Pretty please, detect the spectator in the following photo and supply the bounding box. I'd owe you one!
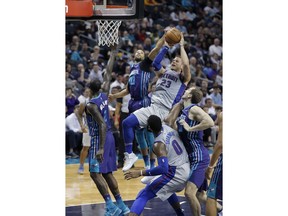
[66,87,80,117]
[66,105,82,158]
[209,37,222,57]
[70,44,82,63]
[204,98,217,120]
[79,42,91,62]
[89,62,103,83]
[199,79,211,107]
[176,20,188,35]
[91,45,101,62]
[109,73,125,94]
[189,56,197,77]
[209,84,222,106]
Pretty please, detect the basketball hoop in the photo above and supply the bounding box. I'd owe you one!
[96,20,122,47]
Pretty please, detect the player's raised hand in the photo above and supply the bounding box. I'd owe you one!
[179,32,185,46]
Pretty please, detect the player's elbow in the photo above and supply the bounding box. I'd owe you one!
[152,61,162,72]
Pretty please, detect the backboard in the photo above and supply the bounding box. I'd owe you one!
[66,0,144,21]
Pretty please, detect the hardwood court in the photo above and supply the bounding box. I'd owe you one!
[66,160,161,206]
[65,159,220,216]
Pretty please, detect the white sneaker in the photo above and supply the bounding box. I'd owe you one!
[122,152,138,172]
[140,175,161,184]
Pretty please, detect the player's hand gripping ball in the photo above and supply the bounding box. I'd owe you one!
[165,27,182,46]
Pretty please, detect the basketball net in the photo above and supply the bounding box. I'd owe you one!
[96,20,122,47]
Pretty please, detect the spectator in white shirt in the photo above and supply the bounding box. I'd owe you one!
[209,38,222,57]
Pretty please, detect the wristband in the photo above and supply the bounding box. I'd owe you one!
[208,165,215,169]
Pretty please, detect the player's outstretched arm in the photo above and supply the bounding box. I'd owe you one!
[124,142,168,180]
[152,42,170,77]
[86,103,107,162]
[147,34,166,61]
[102,45,118,92]
[108,85,129,101]
[179,106,214,132]
[179,33,191,85]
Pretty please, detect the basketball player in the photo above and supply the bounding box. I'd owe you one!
[165,87,214,216]
[205,111,223,216]
[85,79,130,216]
[124,115,190,216]
[108,35,166,171]
[76,47,117,174]
[122,32,191,172]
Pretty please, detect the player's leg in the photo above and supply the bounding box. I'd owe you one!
[122,113,140,171]
[206,154,223,216]
[89,136,122,216]
[129,188,156,216]
[185,181,201,216]
[167,193,184,216]
[78,132,90,174]
[90,172,121,215]
[122,106,154,171]
[135,128,150,169]
[144,128,156,168]
[103,172,130,215]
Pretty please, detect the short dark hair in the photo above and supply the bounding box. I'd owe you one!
[191,88,203,104]
[88,79,102,94]
[147,115,162,133]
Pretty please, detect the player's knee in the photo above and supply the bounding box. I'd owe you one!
[90,172,100,181]
[122,114,138,129]
[185,186,198,199]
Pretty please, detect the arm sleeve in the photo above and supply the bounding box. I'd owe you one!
[139,57,153,72]
[144,156,168,176]
[152,46,169,71]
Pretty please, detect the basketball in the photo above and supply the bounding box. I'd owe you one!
[165,28,182,46]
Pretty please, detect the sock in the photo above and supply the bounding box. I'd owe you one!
[104,194,114,208]
[167,193,184,216]
[114,194,125,206]
[125,144,133,154]
[79,164,84,168]
[143,155,149,167]
[150,159,155,168]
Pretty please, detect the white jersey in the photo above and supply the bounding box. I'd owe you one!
[154,124,189,167]
[152,69,186,110]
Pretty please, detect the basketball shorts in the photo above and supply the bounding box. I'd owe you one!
[188,150,210,188]
[146,162,190,201]
[88,131,117,173]
[133,103,170,128]
[207,154,223,200]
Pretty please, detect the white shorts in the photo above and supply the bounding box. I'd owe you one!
[148,162,190,201]
[133,103,170,128]
[82,132,91,147]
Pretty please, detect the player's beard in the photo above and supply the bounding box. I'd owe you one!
[135,57,142,62]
